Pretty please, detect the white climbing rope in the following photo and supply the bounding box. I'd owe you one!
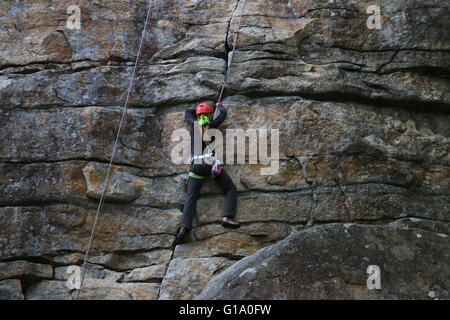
[75,0,155,300]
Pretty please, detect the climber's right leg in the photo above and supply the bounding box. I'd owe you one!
[175,174,204,246]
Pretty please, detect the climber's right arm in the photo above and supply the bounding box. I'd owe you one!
[185,108,196,127]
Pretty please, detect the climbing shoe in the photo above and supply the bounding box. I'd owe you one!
[221,217,240,229]
[173,227,188,247]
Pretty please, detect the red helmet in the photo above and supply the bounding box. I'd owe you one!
[196,103,213,115]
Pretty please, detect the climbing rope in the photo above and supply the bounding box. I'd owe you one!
[214,0,248,119]
[74,0,155,300]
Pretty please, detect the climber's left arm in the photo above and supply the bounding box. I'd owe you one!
[210,104,227,128]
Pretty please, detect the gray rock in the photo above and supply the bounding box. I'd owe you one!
[173,232,267,260]
[0,205,176,259]
[90,249,173,271]
[82,162,186,207]
[192,222,296,243]
[197,221,449,300]
[159,257,232,300]
[0,0,449,300]
[54,264,123,282]
[0,279,24,300]
[77,280,160,300]
[26,281,73,300]
[196,190,312,225]
[0,260,53,281]
[123,264,167,282]
[52,253,85,265]
[26,279,160,300]
[0,108,169,172]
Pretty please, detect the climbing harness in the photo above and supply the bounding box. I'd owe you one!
[214,0,248,119]
[191,153,215,163]
[74,0,155,300]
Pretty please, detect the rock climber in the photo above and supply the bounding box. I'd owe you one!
[174,102,240,246]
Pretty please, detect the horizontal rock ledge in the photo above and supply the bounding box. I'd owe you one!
[196,219,450,300]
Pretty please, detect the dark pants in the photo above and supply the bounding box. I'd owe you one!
[181,164,237,230]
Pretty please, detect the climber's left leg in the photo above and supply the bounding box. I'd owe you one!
[180,174,204,230]
[213,169,240,228]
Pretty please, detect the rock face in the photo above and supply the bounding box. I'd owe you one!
[0,279,24,300]
[0,0,448,299]
[197,219,450,300]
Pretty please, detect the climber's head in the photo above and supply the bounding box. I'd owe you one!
[196,103,213,126]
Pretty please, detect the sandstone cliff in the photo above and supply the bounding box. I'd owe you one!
[0,0,448,300]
